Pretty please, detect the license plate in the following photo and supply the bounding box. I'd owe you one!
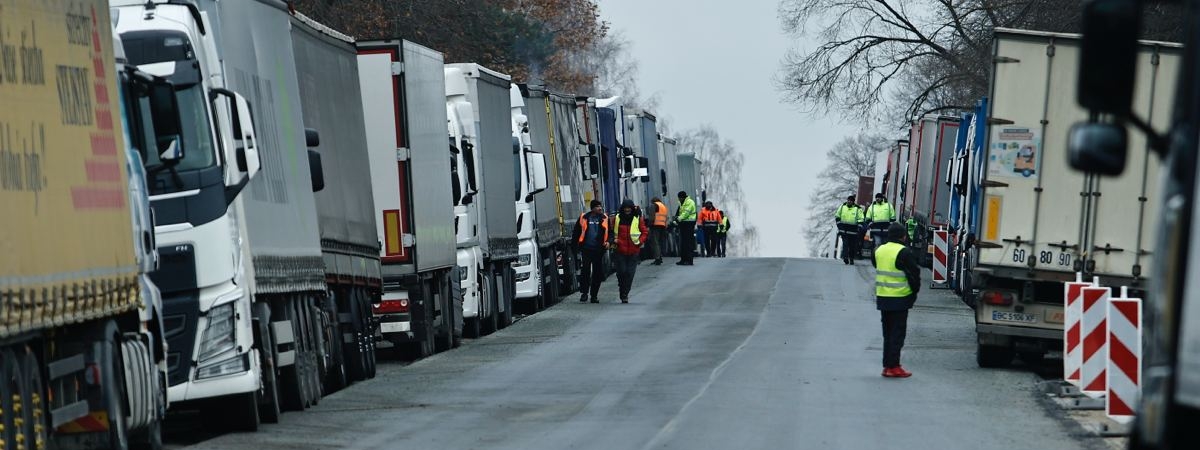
[992,311,1038,323]
[380,321,411,333]
[1046,311,1065,324]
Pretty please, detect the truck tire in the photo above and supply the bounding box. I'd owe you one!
[2,350,19,450]
[202,392,259,433]
[323,296,347,393]
[20,351,49,450]
[413,282,436,359]
[977,343,1014,368]
[499,267,514,328]
[302,299,322,407]
[343,289,369,382]
[254,304,282,424]
[483,272,498,335]
[104,330,132,449]
[436,277,455,352]
[279,301,309,411]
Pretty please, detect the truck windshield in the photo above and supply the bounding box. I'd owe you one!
[121,30,218,174]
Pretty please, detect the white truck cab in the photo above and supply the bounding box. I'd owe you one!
[446,67,487,336]
[111,0,263,423]
[511,86,549,311]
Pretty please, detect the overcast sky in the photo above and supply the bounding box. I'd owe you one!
[598,0,853,258]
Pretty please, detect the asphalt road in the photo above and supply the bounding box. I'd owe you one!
[173,257,1100,450]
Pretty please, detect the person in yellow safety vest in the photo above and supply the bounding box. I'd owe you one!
[675,191,697,266]
[865,192,897,250]
[872,222,921,378]
[835,194,865,264]
[611,199,649,303]
[571,199,609,303]
[715,211,731,257]
[649,197,670,265]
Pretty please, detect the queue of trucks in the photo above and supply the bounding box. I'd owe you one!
[1,0,706,447]
[872,28,1177,369]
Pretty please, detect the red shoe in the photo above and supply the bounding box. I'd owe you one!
[891,366,912,378]
[881,368,893,377]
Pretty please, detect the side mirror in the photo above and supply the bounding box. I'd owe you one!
[231,93,261,177]
[622,156,634,177]
[579,155,599,180]
[305,128,321,147]
[159,138,183,162]
[529,151,548,193]
[308,149,325,192]
[1068,122,1128,176]
[587,143,597,155]
[211,87,261,203]
[1077,0,1141,116]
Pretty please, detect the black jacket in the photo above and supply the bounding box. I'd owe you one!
[871,239,921,311]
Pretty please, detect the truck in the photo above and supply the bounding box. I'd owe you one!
[901,115,960,263]
[358,40,460,357]
[291,12,381,378]
[595,102,624,213]
[947,99,991,299]
[658,135,682,256]
[548,91,598,294]
[510,86,551,313]
[1070,0,1200,445]
[111,0,275,429]
[516,85,568,307]
[2,1,173,446]
[576,97,604,206]
[445,63,518,336]
[969,28,1176,367]
[627,109,658,214]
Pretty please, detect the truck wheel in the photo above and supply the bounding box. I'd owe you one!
[303,300,322,407]
[436,278,455,352]
[202,392,259,432]
[343,290,368,382]
[465,317,481,339]
[279,302,308,411]
[323,299,347,393]
[20,351,48,450]
[977,343,1014,368]
[482,272,497,335]
[254,304,282,424]
[2,350,19,450]
[103,331,132,450]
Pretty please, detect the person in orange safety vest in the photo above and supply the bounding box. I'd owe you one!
[648,197,670,265]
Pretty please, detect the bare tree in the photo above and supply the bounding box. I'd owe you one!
[776,0,1185,124]
[803,134,889,257]
[677,125,761,256]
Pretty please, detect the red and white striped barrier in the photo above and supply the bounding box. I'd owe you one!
[931,229,948,285]
[1106,287,1142,423]
[1063,274,1092,387]
[1081,284,1111,397]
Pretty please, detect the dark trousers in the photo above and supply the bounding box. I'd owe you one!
[716,232,727,257]
[578,247,605,298]
[880,310,909,368]
[613,253,639,299]
[838,223,859,260]
[678,221,696,263]
[650,227,667,261]
[702,225,718,257]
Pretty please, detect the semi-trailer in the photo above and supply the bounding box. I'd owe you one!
[969,29,1175,366]
[445,63,519,335]
[3,1,180,446]
[358,40,460,357]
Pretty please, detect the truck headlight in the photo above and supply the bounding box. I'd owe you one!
[515,272,530,282]
[198,303,237,362]
[459,267,469,281]
[513,254,532,267]
[196,353,249,380]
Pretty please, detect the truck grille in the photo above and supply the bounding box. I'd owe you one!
[162,291,199,387]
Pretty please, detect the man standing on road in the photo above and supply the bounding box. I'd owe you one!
[699,201,721,257]
[612,199,648,303]
[835,195,865,264]
[675,191,697,265]
[865,193,897,250]
[649,197,669,265]
[572,200,608,303]
[872,222,921,378]
[715,210,730,257]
